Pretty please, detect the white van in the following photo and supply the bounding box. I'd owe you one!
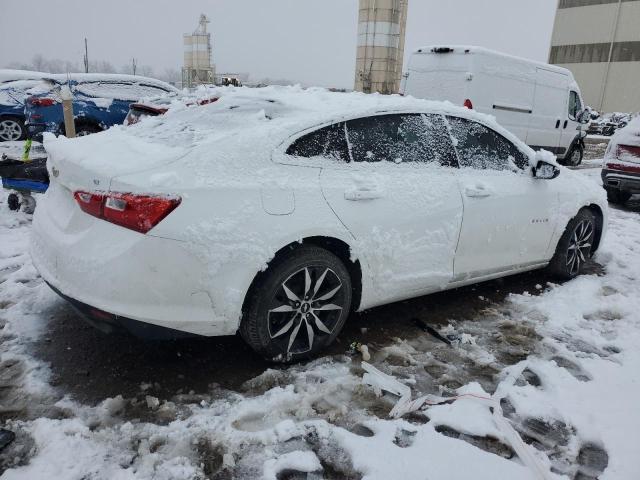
[402,46,591,166]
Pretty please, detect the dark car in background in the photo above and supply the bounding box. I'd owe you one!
[24,74,178,140]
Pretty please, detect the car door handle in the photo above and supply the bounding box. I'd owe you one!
[555,120,561,129]
[344,187,383,201]
[464,186,491,198]
[563,120,569,129]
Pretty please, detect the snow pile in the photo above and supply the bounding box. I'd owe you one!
[1,167,640,478]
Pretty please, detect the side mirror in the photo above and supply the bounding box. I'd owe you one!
[533,160,560,180]
[578,107,592,124]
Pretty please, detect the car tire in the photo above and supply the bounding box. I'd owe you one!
[606,188,631,205]
[7,193,20,211]
[566,144,583,167]
[548,209,596,280]
[240,245,352,362]
[0,118,26,142]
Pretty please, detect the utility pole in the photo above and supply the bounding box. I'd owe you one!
[83,38,89,73]
[132,58,137,76]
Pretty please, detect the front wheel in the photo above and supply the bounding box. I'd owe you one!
[548,209,596,280]
[240,246,352,362]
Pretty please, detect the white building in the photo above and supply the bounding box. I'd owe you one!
[549,0,640,113]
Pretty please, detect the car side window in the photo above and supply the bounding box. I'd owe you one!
[568,91,582,121]
[286,122,350,162]
[345,114,458,165]
[446,116,529,170]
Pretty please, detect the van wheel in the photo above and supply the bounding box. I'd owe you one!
[240,246,352,362]
[548,209,596,280]
[606,189,631,204]
[567,144,583,167]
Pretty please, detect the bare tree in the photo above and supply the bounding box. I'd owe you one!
[161,68,181,84]
[31,54,47,72]
[138,65,155,78]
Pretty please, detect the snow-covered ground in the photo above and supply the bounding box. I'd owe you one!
[0,167,639,479]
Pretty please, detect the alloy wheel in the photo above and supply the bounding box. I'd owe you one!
[267,266,345,355]
[0,119,23,141]
[566,219,594,276]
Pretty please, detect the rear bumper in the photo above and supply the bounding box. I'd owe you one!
[26,123,48,142]
[602,168,640,193]
[30,182,239,337]
[47,282,196,339]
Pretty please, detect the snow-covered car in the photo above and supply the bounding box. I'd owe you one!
[602,117,640,204]
[30,87,608,361]
[24,74,178,140]
[124,93,219,126]
[587,113,633,137]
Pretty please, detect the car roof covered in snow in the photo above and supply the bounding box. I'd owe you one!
[0,69,50,83]
[43,85,538,188]
[33,73,178,90]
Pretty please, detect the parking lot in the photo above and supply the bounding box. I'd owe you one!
[1,154,640,478]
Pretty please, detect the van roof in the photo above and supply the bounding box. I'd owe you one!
[412,45,575,78]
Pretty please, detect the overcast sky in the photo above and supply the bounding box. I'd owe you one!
[0,0,558,87]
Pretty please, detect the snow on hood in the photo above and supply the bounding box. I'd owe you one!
[43,85,536,189]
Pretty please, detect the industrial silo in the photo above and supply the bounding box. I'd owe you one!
[182,14,215,88]
[355,0,409,94]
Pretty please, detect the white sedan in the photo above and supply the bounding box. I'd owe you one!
[31,87,607,361]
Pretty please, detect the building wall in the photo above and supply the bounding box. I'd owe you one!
[354,0,408,94]
[549,0,640,112]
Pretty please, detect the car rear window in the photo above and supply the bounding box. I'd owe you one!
[74,82,171,101]
[286,122,350,162]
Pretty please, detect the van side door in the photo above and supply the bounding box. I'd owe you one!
[526,68,569,157]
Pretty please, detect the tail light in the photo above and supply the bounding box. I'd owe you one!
[463,99,473,109]
[29,97,57,107]
[74,191,181,234]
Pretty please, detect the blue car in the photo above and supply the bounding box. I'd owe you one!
[24,74,178,140]
[0,79,43,142]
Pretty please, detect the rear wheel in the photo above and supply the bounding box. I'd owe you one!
[240,246,352,362]
[606,188,631,205]
[548,209,596,280]
[0,118,26,142]
[7,194,20,211]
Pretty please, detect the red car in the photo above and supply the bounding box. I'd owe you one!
[602,117,640,204]
[125,94,219,126]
